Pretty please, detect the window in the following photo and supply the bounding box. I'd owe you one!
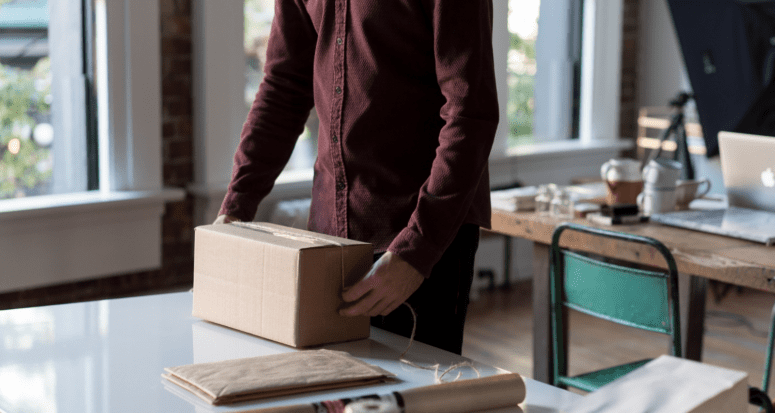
[0,0,97,200]
[507,0,584,147]
[1,0,178,292]
[244,0,317,173]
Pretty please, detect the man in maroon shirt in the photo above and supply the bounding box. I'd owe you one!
[217,0,498,354]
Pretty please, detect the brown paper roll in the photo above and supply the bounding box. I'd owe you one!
[400,373,526,413]
[239,405,316,413]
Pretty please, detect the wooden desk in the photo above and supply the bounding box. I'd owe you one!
[0,291,580,412]
[491,208,775,383]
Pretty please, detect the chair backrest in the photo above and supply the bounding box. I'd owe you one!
[550,223,682,382]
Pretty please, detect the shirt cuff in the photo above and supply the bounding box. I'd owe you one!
[218,191,262,223]
[387,227,445,278]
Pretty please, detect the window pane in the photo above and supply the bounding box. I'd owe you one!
[244,0,317,173]
[508,0,539,147]
[0,0,52,199]
[0,0,92,200]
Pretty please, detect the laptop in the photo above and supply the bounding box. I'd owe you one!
[650,131,775,246]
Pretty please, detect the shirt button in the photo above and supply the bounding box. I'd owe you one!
[332,134,338,143]
[335,86,342,94]
[336,181,345,191]
[336,38,343,45]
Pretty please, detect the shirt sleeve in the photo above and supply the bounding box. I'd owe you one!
[387,0,499,277]
[219,1,317,222]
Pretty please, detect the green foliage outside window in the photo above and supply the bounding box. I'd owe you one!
[0,57,52,199]
[508,31,536,147]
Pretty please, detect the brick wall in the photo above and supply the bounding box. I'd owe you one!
[620,0,640,142]
[0,0,195,310]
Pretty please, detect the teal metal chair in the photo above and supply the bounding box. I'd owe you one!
[748,303,775,413]
[549,223,682,392]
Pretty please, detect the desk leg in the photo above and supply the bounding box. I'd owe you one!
[532,242,553,383]
[679,274,706,361]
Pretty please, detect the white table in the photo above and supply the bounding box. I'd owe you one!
[0,292,580,412]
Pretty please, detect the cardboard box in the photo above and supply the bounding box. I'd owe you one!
[192,222,372,347]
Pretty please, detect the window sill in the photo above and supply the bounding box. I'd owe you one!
[0,189,185,220]
[498,138,633,162]
[0,189,186,293]
[490,138,634,186]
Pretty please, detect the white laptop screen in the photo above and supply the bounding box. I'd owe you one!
[718,131,775,212]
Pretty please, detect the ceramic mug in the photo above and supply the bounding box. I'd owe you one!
[637,186,677,216]
[642,158,683,188]
[675,178,712,210]
[600,158,643,205]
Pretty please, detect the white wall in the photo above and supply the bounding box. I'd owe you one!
[637,0,690,108]
[637,1,724,194]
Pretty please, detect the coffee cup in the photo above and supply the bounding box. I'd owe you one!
[642,158,683,188]
[601,158,643,205]
[637,186,677,216]
[675,178,711,210]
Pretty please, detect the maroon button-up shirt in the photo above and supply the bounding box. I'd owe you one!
[220,0,499,277]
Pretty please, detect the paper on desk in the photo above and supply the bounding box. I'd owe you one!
[564,355,748,413]
[162,349,395,405]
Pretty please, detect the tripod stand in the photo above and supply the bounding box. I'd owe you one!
[642,92,696,180]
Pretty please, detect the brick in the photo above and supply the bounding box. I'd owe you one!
[162,15,191,36]
[162,37,192,55]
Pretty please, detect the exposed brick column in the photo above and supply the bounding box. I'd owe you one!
[159,0,195,280]
[620,0,640,143]
[0,0,195,310]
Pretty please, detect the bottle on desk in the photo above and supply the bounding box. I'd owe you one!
[535,184,556,215]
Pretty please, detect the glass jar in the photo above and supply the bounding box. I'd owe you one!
[535,184,555,214]
[550,188,573,219]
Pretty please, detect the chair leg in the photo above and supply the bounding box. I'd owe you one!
[762,303,775,394]
[750,386,774,413]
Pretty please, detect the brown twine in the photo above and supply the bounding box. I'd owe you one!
[398,303,480,384]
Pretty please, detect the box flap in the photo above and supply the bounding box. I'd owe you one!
[196,223,359,251]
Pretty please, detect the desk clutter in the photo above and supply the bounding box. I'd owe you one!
[163,351,526,412]
[491,157,717,226]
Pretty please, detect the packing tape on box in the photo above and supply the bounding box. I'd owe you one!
[232,222,348,289]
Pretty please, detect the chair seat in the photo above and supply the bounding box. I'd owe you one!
[557,359,652,392]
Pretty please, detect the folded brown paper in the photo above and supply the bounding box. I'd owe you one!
[162,350,395,405]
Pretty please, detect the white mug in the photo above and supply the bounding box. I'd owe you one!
[675,178,712,210]
[637,186,677,216]
[642,159,683,188]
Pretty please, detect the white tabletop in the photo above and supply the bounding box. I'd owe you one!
[0,292,580,412]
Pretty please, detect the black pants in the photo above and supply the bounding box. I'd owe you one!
[371,224,480,355]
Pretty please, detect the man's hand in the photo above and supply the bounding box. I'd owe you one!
[339,251,425,317]
[213,214,241,225]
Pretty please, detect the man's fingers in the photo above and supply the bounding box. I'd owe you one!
[341,278,374,303]
[340,290,380,316]
[380,299,404,317]
[367,298,393,317]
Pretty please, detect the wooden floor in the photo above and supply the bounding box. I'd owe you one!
[462,280,775,406]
